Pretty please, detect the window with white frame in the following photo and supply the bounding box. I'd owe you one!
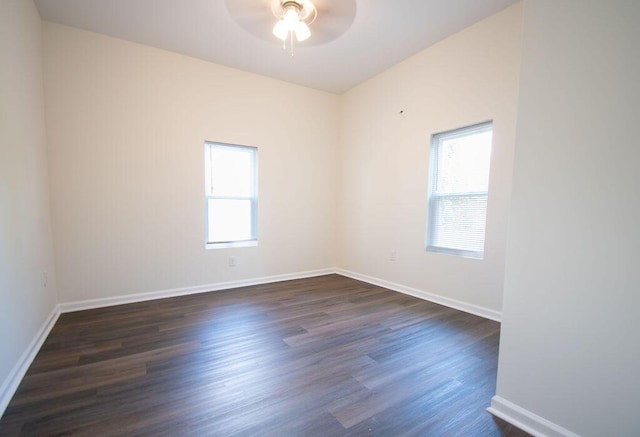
[425,122,492,259]
[204,142,257,248]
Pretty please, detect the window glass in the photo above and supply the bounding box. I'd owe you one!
[436,131,492,193]
[207,199,253,242]
[210,147,254,198]
[426,122,492,259]
[204,142,257,248]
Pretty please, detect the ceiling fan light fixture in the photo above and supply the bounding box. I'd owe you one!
[270,0,317,52]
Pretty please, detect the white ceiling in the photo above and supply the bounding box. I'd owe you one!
[34,0,519,94]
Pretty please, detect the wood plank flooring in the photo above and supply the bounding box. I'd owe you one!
[0,274,529,436]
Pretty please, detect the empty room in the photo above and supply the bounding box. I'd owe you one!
[1,0,638,436]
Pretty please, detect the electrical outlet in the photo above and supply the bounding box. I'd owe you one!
[43,271,48,287]
[228,256,237,267]
[390,251,397,262]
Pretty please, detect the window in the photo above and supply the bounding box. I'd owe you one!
[425,122,492,259]
[204,142,258,248]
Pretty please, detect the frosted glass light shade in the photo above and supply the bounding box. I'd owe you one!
[295,22,310,41]
[273,20,289,40]
[283,8,299,25]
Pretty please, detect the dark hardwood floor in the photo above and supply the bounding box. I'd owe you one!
[0,274,529,436]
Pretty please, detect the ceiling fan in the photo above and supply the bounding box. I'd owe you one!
[225,0,357,52]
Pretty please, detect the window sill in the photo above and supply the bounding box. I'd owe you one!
[206,240,258,250]
[425,246,484,260]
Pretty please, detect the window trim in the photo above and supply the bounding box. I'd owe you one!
[204,142,258,249]
[425,121,493,259]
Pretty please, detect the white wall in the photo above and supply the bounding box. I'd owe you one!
[0,0,58,408]
[494,1,640,436]
[43,23,339,303]
[336,4,522,316]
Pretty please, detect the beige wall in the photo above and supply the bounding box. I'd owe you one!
[494,1,640,435]
[43,23,339,303]
[336,4,522,315]
[0,0,58,406]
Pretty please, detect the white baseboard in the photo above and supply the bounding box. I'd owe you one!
[0,305,61,417]
[57,267,501,321]
[335,268,501,322]
[488,396,581,437]
[59,268,335,313]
